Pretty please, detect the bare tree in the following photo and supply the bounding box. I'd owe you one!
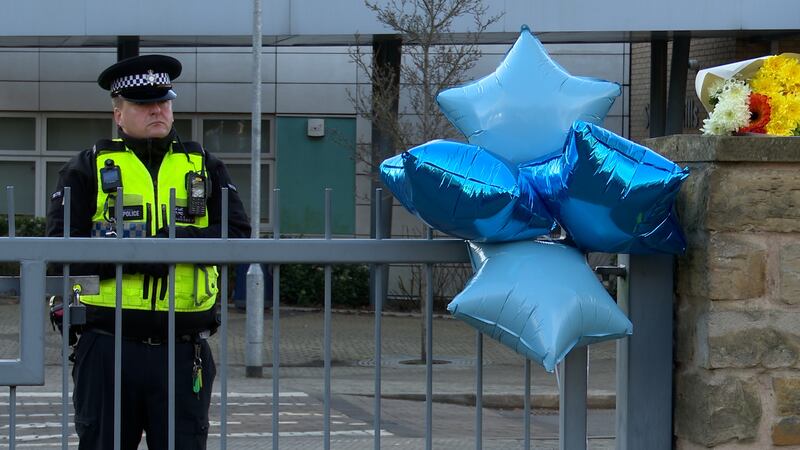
[350,0,502,361]
[350,0,502,154]
[349,0,503,257]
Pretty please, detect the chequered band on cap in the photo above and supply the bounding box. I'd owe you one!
[110,70,172,94]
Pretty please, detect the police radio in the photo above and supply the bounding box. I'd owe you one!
[186,171,207,216]
[100,159,122,194]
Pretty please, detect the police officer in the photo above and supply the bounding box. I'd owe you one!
[46,55,250,450]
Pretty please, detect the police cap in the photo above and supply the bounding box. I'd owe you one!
[98,54,182,103]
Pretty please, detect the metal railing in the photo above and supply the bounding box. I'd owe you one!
[0,185,675,449]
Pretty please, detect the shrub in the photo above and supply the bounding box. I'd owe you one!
[279,264,369,309]
[0,216,47,276]
[0,215,46,238]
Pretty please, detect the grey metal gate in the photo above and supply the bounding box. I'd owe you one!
[0,185,673,449]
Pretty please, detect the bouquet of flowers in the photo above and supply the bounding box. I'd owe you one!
[696,53,800,136]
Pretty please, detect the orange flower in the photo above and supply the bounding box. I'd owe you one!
[740,93,771,133]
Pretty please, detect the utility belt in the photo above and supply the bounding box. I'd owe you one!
[84,328,211,346]
[81,327,211,396]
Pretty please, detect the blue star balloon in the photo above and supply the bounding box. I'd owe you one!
[520,121,689,254]
[448,240,632,372]
[436,25,621,165]
[380,139,556,241]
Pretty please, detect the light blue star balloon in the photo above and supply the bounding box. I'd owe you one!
[447,240,632,372]
[380,139,556,241]
[436,26,621,165]
[520,121,689,254]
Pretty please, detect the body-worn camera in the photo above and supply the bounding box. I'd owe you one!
[100,159,122,194]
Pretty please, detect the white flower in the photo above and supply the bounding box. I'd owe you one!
[701,117,728,135]
[722,78,751,101]
[701,78,752,135]
[707,79,726,102]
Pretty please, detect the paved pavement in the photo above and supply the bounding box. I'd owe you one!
[0,300,618,448]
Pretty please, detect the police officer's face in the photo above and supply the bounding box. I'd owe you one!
[114,99,174,139]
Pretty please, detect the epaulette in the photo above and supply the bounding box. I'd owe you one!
[92,139,125,155]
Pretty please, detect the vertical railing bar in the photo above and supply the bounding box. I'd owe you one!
[61,187,71,450]
[5,180,13,450]
[425,227,433,450]
[559,346,588,450]
[615,253,630,450]
[272,188,281,449]
[113,186,123,450]
[61,266,71,450]
[475,331,483,450]
[323,188,332,450]
[168,189,177,450]
[9,386,15,450]
[220,187,229,450]
[6,186,14,237]
[5,182,13,450]
[374,188,383,450]
[7,188,15,450]
[524,359,531,450]
[4,183,15,450]
[4,180,12,450]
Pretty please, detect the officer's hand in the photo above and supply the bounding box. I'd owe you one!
[123,263,169,278]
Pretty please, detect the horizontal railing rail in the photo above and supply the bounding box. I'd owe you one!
[0,237,470,264]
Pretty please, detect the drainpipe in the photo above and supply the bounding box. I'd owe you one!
[117,36,139,61]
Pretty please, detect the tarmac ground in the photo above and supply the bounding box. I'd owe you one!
[0,300,618,449]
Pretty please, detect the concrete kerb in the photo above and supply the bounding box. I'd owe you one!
[364,392,617,410]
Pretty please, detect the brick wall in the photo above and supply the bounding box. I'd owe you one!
[630,36,800,143]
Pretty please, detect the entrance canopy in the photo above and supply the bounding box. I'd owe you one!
[1,0,798,47]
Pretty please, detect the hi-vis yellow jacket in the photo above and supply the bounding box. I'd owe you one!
[80,138,218,312]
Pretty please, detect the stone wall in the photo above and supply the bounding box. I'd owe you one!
[648,135,800,448]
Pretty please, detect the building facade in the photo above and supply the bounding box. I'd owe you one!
[0,43,630,241]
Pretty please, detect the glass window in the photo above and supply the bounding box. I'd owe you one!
[0,118,35,151]
[226,164,270,222]
[0,162,36,215]
[173,119,192,141]
[47,118,112,152]
[202,119,270,154]
[45,161,67,206]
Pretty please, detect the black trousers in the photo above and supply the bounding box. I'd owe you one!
[72,331,216,450]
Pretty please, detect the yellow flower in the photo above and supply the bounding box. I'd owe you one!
[785,94,800,116]
[765,96,792,135]
[751,55,800,135]
[753,55,800,95]
[751,77,781,96]
[786,64,800,94]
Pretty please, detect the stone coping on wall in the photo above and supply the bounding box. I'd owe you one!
[645,134,800,163]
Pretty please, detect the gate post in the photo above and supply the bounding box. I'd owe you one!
[616,254,674,450]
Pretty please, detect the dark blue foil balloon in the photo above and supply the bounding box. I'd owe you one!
[521,121,689,254]
[380,140,556,241]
